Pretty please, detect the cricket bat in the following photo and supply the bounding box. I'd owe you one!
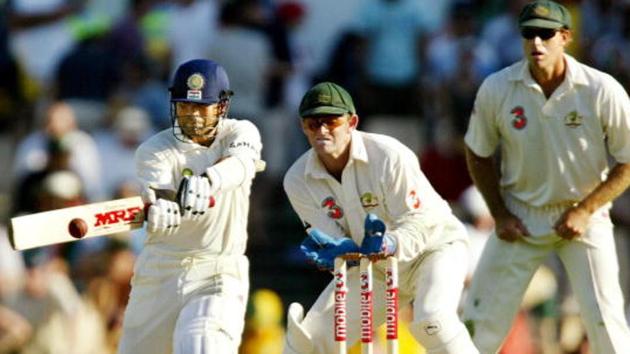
[9,196,147,251]
[9,160,267,251]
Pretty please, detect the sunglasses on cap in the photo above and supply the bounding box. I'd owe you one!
[303,116,348,131]
[521,27,558,40]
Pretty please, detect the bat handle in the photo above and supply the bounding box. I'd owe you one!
[142,196,216,221]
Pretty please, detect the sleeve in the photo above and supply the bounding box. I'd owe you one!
[135,141,177,195]
[600,76,630,163]
[283,169,346,239]
[464,77,500,158]
[381,148,449,262]
[205,120,263,193]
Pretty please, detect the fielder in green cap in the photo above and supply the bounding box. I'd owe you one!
[281,82,480,353]
[462,0,630,353]
[298,81,356,118]
[518,0,571,29]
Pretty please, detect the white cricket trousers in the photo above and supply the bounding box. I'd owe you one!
[285,240,478,354]
[118,247,249,354]
[462,218,630,353]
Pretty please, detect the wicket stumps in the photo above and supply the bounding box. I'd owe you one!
[334,254,399,354]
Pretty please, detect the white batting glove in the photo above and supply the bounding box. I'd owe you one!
[177,175,213,219]
[147,199,181,233]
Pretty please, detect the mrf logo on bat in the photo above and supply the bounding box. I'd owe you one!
[93,205,144,228]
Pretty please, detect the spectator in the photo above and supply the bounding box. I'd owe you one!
[208,0,273,122]
[12,137,79,215]
[240,288,285,354]
[93,105,153,198]
[6,0,79,88]
[355,0,429,118]
[3,246,108,354]
[13,101,103,201]
[0,305,32,353]
[166,0,218,73]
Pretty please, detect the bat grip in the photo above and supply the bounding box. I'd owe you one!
[142,196,216,221]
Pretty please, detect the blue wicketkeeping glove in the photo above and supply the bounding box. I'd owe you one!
[300,228,360,271]
[360,213,397,256]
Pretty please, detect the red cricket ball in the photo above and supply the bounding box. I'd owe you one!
[68,218,88,239]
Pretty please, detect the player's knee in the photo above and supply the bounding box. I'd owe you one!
[174,311,239,354]
[173,295,245,354]
[409,312,478,354]
[174,327,236,354]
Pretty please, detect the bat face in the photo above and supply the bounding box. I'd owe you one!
[9,197,146,250]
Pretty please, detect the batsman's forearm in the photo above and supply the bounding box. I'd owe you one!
[205,155,256,193]
[465,147,510,218]
[577,163,630,213]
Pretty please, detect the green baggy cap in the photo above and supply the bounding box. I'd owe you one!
[299,82,356,118]
[519,0,571,29]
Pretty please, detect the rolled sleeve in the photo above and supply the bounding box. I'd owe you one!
[601,76,630,163]
[222,120,262,162]
[464,78,500,158]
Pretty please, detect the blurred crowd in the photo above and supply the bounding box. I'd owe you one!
[0,0,629,353]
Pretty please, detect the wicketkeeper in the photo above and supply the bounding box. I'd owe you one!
[283,82,479,354]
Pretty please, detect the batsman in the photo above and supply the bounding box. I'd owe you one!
[282,82,479,354]
[118,59,263,354]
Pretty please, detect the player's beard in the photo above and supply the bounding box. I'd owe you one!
[175,115,220,144]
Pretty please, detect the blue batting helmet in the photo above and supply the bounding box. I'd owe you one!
[169,59,232,105]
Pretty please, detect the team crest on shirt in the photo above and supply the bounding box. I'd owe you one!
[510,106,528,130]
[564,111,583,127]
[406,190,421,209]
[360,192,379,209]
[321,197,344,219]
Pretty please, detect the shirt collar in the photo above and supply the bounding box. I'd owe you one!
[509,54,589,87]
[304,130,369,179]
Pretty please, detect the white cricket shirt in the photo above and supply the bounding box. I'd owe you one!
[466,55,630,207]
[284,130,464,263]
[135,118,262,254]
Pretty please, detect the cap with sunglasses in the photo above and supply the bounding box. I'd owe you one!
[519,0,571,30]
[299,82,356,118]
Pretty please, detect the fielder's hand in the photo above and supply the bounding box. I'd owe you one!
[553,206,590,240]
[495,213,530,242]
[360,213,397,256]
[177,175,214,219]
[300,229,359,271]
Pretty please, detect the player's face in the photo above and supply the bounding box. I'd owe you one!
[522,27,571,70]
[301,114,358,158]
[175,102,223,144]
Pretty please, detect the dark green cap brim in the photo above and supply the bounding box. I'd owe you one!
[520,19,565,29]
[300,106,349,117]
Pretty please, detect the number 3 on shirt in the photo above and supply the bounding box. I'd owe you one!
[406,190,421,209]
[322,197,344,219]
